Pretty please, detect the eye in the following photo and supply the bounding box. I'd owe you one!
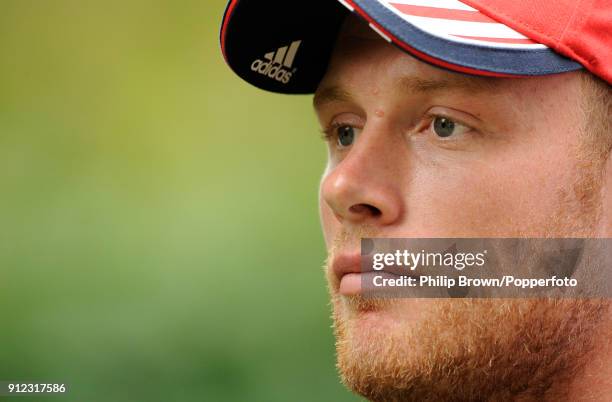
[430,116,471,138]
[337,125,357,147]
[323,124,361,148]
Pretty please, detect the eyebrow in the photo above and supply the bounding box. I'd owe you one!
[313,86,354,111]
[399,75,499,94]
[313,75,499,110]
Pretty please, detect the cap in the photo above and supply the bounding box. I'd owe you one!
[220,0,612,94]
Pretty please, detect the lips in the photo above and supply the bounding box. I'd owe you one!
[332,252,403,296]
[330,252,360,295]
[331,251,421,296]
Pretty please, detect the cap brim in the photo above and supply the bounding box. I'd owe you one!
[221,0,348,94]
[220,0,583,94]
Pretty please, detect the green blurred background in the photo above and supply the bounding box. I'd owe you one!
[0,1,360,401]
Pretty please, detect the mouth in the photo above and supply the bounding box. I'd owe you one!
[331,252,364,296]
[332,252,418,296]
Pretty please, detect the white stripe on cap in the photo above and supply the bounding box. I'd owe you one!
[388,0,476,11]
[378,0,547,49]
[404,16,531,39]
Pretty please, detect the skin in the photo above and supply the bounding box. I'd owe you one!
[315,16,612,402]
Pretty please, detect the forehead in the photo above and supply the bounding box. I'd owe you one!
[315,15,583,109]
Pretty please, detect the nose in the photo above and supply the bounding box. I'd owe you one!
[321,128,404,226]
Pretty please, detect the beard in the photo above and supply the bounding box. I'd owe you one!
[327,143,611,401]
[332,297,608,402]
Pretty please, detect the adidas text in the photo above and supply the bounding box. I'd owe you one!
[251,40,301,85]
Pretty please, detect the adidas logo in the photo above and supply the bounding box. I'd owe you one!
[250,40,301,84]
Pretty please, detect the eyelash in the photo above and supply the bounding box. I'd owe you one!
[321,115,473,143]
[320,121,348,143]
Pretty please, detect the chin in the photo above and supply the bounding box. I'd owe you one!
[332,296,434,381]
[332,297,432,402]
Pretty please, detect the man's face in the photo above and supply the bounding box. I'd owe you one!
[315,17,609,401]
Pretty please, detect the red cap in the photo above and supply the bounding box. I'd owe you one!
[462,0,612,84]
[220,0,612,94]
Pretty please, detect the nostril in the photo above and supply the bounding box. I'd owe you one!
[349,203,382,217]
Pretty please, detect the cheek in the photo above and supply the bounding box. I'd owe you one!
[406,154,573,236]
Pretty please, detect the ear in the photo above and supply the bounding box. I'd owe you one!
[596,154,612,236]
